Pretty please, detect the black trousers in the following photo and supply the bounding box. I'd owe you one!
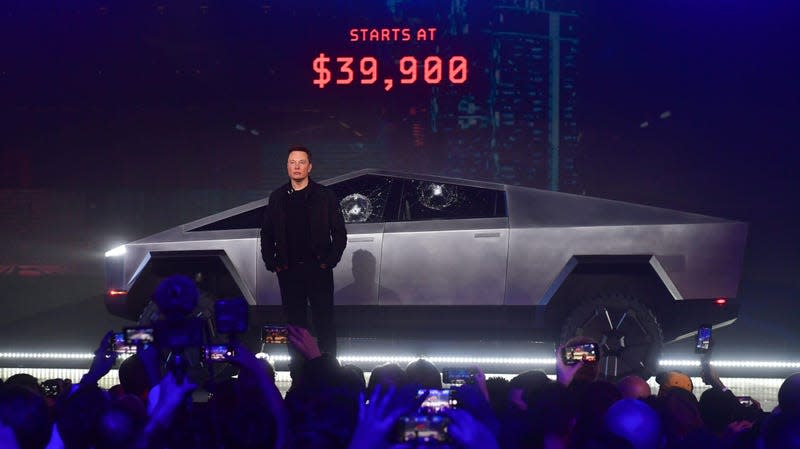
[276,263,337,358]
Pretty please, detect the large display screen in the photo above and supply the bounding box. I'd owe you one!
[0,1,796,352]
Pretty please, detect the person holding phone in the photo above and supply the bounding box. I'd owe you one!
[260,146,347,360]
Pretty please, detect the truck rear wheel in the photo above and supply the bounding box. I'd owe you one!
[560,293,663,381]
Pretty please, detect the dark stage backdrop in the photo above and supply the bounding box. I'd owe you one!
[0,1,798,355]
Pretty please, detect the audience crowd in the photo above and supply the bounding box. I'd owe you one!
[1,281,799,449]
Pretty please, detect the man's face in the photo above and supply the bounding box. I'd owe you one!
[287,150,312,183]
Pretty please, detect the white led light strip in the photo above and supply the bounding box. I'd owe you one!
[2,352,798,370]
[660,359,800,369]
[0,353,95,360]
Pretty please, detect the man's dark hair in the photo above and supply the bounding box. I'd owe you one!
[367,363,407,396]
[288,146,312,163]
[405,359,442,389]
[118,355,150,400]
[778,372,800,414]
[56,384,110,449]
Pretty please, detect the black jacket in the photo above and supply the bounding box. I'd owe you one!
[260,179,347,271]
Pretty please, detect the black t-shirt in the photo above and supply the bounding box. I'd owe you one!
[285,187,315,265]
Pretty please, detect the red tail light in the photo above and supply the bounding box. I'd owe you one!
[715,297,727,305]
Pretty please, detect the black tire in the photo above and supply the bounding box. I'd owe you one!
[560,293,663,380]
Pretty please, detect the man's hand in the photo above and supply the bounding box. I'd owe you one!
[287,325,322,360]
[555,344,584,386]
[471,366,490,403]
[443,408,500,449]
[82,330,117,385]
[348,386,410,449]
[701,354,726,390]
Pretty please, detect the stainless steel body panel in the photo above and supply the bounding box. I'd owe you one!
[505,222,747,305]
[124,238,259,304]
[381,218,509,305]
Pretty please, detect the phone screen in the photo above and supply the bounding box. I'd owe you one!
[262,325,288,344]
[398,415,450,443]
[124,326,154,345]
[203,344,235,362]
[442,367,476,385]
[563,342,599,364]
[418,389,457,413]
[110,332,137,355]
[695,325,712,353]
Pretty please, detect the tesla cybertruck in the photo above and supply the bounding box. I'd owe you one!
[105,169,747,377]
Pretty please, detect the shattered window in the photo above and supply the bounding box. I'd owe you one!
[329,175,396,223]
[400,180,507,221]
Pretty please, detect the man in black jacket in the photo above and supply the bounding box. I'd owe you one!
[260,146,347,358]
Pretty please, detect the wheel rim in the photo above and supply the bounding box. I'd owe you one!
[576,303,657,379]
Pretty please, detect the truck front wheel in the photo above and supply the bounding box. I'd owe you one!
[560,293,663,381]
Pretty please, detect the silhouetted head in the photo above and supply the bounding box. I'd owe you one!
[657,386,705,444]
[367,363,407,396]
[153,274,198,319]
[0,385,50,449]
[341,364,366,392]
[698,387,744,434]
[655,371,693,397]
[605,398,663,449]
[761,411,800,449]
[119,354,150,402]
[485,376,511,415]
[405,359,442,389]
[576,381,622,433]
[57,384,110,449]
[95,395,147,449]
[779,372,800,414]
[509,370,551,411]
[4,374,42,396]
[617,375,652,400]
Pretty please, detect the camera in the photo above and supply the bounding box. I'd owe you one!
[442,367,477,385]
[41,379,68,399]
[262,325,288,344]
[396,389,457,443]
[202,344,235,363]
[695,324,713,353]
[562,342,599,365]
[737,396,754,407]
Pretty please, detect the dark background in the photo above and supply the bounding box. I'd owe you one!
[0,0,798,358]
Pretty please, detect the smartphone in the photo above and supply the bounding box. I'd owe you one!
[202,344,235,363]
[442,367,477,385]
[397,414,450,443]
[123,326,154,346]
[562,342,599,365]
[418,389,457,413]
[109,332,137,355]
[737,396,754,407]
[262,325,288,344]
[695,324,713,353]
[41,379,66,399]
